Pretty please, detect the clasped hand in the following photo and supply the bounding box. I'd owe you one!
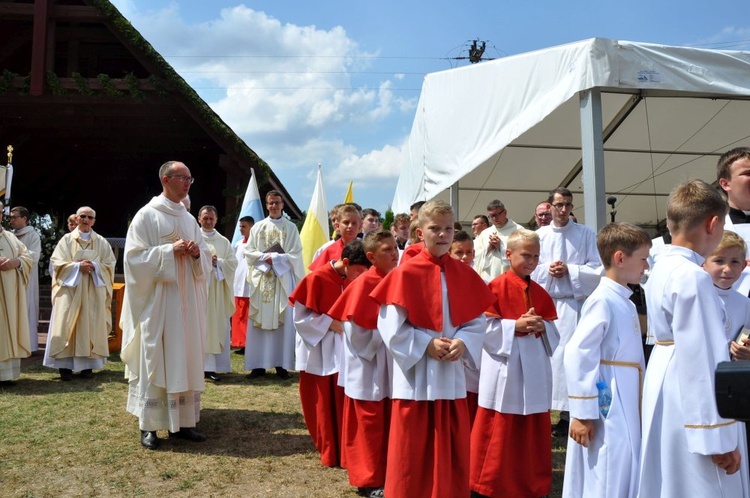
[515,307,544,335]
[427,337,465,361]
[0,257,18,271]
[173,239,200,257]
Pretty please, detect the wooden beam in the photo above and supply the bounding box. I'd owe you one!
[30,0,50,96]
[0,4,105,22]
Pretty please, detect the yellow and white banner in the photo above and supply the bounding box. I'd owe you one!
[300,166,329,271]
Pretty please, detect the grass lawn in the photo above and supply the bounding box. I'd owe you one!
[0,352,567,497]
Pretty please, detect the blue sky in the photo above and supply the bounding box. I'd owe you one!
[111,0,750,217]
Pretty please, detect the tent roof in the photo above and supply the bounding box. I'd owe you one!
[393,38,750,229]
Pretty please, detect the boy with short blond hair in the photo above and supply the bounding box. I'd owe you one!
[563,222,651,498]
[371,200,494,498]
[328,230,400,498]
[309,204,362,271]
[639,179,746,497]
[291,240,370,468]
[470,229,559,498]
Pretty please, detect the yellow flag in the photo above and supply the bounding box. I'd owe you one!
[343,181,354,203]
[300,166,330,271]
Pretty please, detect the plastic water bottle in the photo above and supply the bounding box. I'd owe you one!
[597,381,612,418]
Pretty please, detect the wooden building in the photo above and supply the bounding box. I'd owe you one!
[0,0,302,236]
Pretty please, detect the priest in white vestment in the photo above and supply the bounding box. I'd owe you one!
[532,188,602,435]
[472,199,524,281]
[0,205,32,384]
[10,206,41,352]
[43,206,115,380]
[121,161,212,450]
[198,205,237,380]
[244,190,305,379]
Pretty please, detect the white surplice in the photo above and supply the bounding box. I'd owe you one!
[563,277,645,498]
[0,229,32,381]
[293,302,341,376]
[121,195,212,432]
[244,216,305,371]
[478,315,559,415]
[472,219,524,281]
[532,221,602,410]
[638,246,747,498]
[339,321,391,401]
[201,229,237,373]
[14,226,41,352]
[233,238,250,298]
[378,276,486,401]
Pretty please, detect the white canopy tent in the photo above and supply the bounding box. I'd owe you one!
[393,38,750,232]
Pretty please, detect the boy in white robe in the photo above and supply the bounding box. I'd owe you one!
[703,230,750,486]
[198,205,237,380]
[639,179,746,498]
[563,223,650,498]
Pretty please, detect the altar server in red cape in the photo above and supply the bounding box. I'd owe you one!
[370,200,495,498]
[328,230,399,498]
[308,204,361,272]
[471,229,559,498]
[290,239,370,468]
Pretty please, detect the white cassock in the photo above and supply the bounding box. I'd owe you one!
[472,219,524,281]
[244,216,305,371]
[563,277,645,498]
[233,238,250,299]
[715,286,750,488]
[638,246,748,498]
[201,229,237,374]
[478,315,559,415]
[724,215,750,296]
[532,221,602,411]
[121,195,212,432]
[43,229,115,372]
[14,226,41,352]
[379,277,486,401]
[339,322,391,401]
[0,229,32,381]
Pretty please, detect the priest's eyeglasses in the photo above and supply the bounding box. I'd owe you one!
[168,175,195,184]
[78,214,95,220]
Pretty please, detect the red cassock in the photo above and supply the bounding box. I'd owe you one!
[230,297,249,348]
[471,270,557,498]
[308,238,344,272]
[329,266,391,488]
[371,249,497,498]
[289,263,349,468]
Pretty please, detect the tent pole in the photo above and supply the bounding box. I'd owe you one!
[450,181,459,221]
[579,89,606,232]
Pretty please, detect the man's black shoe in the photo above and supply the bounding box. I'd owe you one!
[358,487,384,497]
[204,371,220,382]
[246,368,266,379]
[59,368,73,381]
[169,428,207,442]
[80,369,94,379]
[276,367,291,380]
[140,431,159,450]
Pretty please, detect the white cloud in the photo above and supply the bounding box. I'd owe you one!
[117,2,417,213]
[331,140,408,186]
[688,26,750,50]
